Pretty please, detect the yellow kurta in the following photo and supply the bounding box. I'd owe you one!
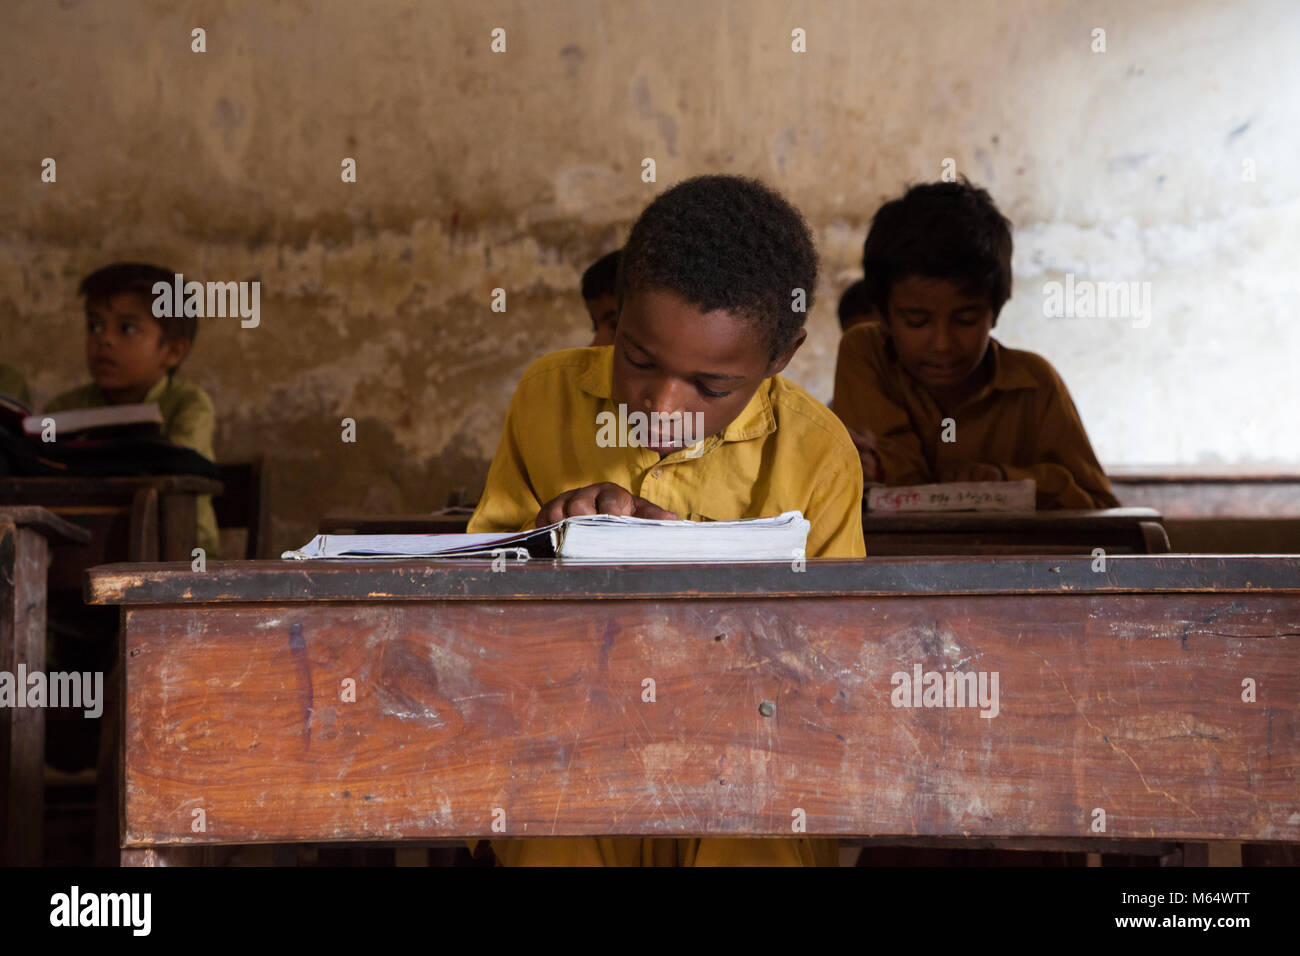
[46,376,221,558]
[832,322,1119,510]
[470,345,864,866]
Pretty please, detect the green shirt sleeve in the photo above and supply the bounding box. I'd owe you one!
[0,364,32,406]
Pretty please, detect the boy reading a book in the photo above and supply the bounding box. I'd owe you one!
[582,249,622,347]
[47,262,221,556]
[469,174,864,866]
[832,180,1119,510]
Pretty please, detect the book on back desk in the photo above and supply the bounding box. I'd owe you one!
[283,511,811,562]
[867,479,1036,513]
[22,403,163,440]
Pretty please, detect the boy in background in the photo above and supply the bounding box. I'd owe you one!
[836,278,878,333]
[47,262,221,556]
[833,181,1118,509]
[470,175,864,865]
[581,249,621,347]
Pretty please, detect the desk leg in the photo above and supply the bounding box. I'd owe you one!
[0,521,52,866]
[1182,843,1210,866]
[128,488,160,563]
[121,846,213,866]
[158,493,197,563]
[94,654,122,867]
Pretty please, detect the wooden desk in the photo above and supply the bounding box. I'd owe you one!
[0,507,92,865]
[318,512,473,536]
[0,476,225,571]
[0,476,222,864]
[863,508,1170,555]
[1110,467,1300,518]
[85,555,1298,864]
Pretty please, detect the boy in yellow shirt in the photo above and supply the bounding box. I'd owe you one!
[833,181,1118,510]
[470,175,864,865]
[46,262,221,557]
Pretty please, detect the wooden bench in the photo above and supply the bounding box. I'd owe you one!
[862,507,1170,555]
[0,475,225,569]
[84,555,1298,865]
[0,506,91,865]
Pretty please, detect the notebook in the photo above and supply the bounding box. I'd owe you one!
[282,511,811,562]
[867,479,1036,513]
[22,403,164,439]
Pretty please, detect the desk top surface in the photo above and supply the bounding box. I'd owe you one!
[85,553,1300,605]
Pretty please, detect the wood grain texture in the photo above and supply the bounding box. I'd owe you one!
[0,512,59,864]
[116,584,1300,846]
[87,555,1300,606]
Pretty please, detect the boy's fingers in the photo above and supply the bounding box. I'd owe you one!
[632,497,678,520]
[536,496,566,526]
[538,484,673,524]
[594,484,636,516]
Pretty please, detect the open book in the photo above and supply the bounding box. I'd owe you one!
[867,479,1036,513]
[282,511,811,562]
[22,403,163,438]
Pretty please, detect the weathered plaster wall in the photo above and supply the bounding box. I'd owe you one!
[3,0,1297,553]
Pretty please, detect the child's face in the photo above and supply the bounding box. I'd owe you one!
[884,276,994,394]
[84,293,189,401]
[585,293,619,347]
[611,288,801,454]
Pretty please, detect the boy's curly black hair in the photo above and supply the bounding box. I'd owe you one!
[837,278,874,330]
[581,249,621,301]
[862,178,1013,320]
[618,175,818,360]
[78,262,198,347]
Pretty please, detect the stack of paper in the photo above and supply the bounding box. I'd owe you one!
[282,511,811,563]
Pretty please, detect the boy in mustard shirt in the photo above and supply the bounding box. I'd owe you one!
[47,262,221,557]
[833,181,1118,510]
[470,175,864,865]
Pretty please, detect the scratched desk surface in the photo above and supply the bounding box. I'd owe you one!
[87,556,1300,848]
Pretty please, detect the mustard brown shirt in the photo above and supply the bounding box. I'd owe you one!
[832,322,1118,510]
[469,346,866,559]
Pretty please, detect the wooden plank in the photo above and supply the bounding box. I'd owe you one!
[116,587,1300,845]
[0,507,94,545]
[86,555,1300,606]
[861,508,1164,531]
[0,476,223,500]
[862,508,1168,556]
[319,514,472,535]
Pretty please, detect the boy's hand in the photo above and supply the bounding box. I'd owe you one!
[939,461,1005,483]
[847,426,883,483]
[537,483,679,525]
